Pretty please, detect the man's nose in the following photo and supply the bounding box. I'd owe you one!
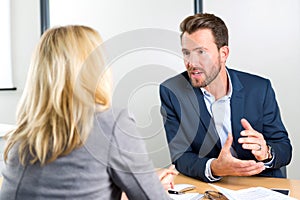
[186,53,200,67]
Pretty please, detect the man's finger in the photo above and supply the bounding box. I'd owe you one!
[241,118,253,130]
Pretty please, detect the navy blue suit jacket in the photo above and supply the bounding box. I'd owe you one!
[159,68,292,182]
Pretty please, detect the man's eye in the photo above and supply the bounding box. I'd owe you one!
[182,51,190,56]
[197,50,205,54]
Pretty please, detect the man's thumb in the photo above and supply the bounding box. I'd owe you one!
[224,132,233,151]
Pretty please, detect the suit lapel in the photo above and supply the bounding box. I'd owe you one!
[228,69,245,153]
[182,73,212,131]
[182,72,221,150]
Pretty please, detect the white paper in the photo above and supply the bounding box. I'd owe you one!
[169,184,203,200]
[169,193,203,200]
[209,184,297,200]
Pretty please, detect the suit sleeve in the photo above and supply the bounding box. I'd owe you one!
[107,109,171,200]
[160,84,213,182]
[261,80,292,169]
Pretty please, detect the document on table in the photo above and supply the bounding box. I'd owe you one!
[210,184,297,200]
[169,184,204,200]
[169,193,203,200]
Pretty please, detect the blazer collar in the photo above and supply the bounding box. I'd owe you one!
[182,71,221,149]
[227,68,245,150]
[181,71,211,126]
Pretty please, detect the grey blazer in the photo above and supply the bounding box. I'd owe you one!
[0,108,170,200]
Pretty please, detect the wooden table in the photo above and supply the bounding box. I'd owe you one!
[1,174,299,198]
[175,174,300,199]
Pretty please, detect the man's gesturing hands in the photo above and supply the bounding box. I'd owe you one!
[211,118,268,177]
[238,118,270,161]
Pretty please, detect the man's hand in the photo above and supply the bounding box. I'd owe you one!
[211,132,265,177]
[238,118,270,161]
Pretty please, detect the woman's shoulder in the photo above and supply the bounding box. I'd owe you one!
[93,107,137,139]
[95,107,133,126]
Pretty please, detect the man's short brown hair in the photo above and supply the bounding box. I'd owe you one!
[180,13,229,49]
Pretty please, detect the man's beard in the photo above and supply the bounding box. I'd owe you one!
[189,63,221,88]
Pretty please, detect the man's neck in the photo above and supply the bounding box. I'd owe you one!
[204,68,228,100]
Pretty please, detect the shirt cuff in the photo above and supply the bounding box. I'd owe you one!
[205,158,222,182]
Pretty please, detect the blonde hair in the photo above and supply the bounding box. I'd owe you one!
[4,25,111,165]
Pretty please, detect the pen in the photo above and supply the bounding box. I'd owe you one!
[168,190,183,195]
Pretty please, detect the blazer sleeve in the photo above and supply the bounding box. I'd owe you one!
[261,80,292,169]
[107,109,171,200]
[160,84,212,183]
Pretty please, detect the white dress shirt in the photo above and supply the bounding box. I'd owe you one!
[201,71,233,181]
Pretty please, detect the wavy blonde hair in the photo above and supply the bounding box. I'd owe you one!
[4,25,111,165]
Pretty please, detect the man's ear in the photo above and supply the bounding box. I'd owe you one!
[219,46,229,63]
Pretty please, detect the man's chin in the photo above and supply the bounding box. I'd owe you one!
[191,79,205,88]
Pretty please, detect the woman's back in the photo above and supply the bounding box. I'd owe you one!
[0,108,169,199]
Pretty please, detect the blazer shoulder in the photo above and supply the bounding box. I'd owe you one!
[94,107,132,138]
[229,68,268,81]
[228,68,270,88]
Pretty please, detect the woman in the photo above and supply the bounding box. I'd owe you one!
[0,25,175,199]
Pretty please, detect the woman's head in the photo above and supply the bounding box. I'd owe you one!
[29,25,111,111]
[5,25,111,165]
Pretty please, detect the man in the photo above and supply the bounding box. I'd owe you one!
[159,13,292,183]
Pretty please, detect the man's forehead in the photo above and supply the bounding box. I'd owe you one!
[181,36,206,50]
[181,29,216,49]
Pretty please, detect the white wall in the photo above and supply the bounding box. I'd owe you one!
[0,0,14,89]
[204,0,300,179]
[0,0,40,124]
[0,0,40,173]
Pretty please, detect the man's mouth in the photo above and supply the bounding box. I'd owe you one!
[189,69,204,77]
[192,71,201,75]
